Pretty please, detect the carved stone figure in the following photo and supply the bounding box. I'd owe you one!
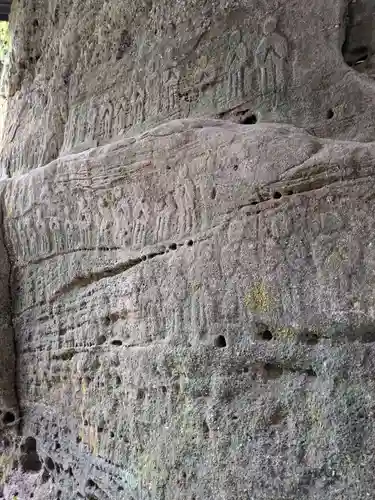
[256,17,288,109]
[226,30,248,100]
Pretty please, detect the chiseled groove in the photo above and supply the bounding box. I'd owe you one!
[240,171,374,213]
[15,245,123,268]
[49,246,168,302]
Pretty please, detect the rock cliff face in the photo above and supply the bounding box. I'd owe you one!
[2,0,375,499]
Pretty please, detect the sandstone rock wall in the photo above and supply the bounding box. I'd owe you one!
[1,120,375,498]
[2,0,375,178]
[2,0,375,499]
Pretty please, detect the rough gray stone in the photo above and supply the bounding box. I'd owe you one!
[2,0,375,499]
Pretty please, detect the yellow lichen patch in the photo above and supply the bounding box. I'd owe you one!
[81,377,88,395]
[244,282,273,313]
[191,281,201,293]
[306,394,324,430]
[275,326,298,342]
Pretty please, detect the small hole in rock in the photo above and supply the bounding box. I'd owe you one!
[214,335,227,348]
[169,243,177,250]
[233,164,239,171]
[87,479,96,488]
[260,330,273,341]
[45,457,55,470]
[115,376,121,387]
[305,368,317,377]
[76,436,82,444]
[84,420,88,426]
[110,431,115,438]
[137,389,145,400]
[21,450,42,473]
[286,189,293,196]
[243,366,249,373]
[202,420,209,435]
[111,340,123,347]
[187,240,194,247]
[22,437,37,453]
[55,442,61,450]
[327,109,334,119]
[273,192,282,199]
[305,332,320,345]
[97,426,104,433]
[96,335,106,345]
[3,412,15,424]
[241,114,257,124]
[210,187,217,200]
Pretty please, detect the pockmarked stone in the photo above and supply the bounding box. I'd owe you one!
[2,0,375,498]
[0,118,375,498]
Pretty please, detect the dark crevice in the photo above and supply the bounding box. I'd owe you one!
[240,113,257,125]
[49,240,193,302]
[0,196,20,433]
[214,335,227,348]
[262,361,317,381]
[258,329,273,341]
[111,340,123,347]
[243,172,374,215]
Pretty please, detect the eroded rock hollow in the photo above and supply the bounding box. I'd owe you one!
[1,0,375,499]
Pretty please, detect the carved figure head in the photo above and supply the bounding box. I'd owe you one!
[228,219,245,245]
[263,17,277,35]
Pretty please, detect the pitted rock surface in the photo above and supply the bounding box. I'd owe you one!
[0,119,375,498]
[2,0,375,499]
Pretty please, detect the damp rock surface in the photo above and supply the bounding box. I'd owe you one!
[2,0,375,499]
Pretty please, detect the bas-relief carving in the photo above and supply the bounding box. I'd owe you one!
[255,17,288,110]
[6,161,210,263]
[51,24,288,157]
[3,17,292,175]
[226,30,248,101]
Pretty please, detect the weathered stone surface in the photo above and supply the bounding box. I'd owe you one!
[0,118,375,498]
[3,0,375,177]
[3,0,375,498]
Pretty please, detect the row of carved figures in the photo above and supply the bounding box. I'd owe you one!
[1,17,288,177]
[6,172,209,262]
